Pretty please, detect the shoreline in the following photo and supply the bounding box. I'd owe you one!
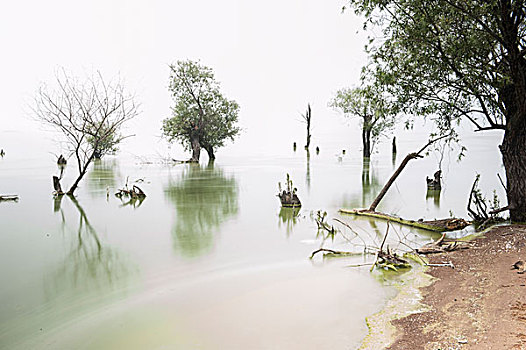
[380,224,526,349]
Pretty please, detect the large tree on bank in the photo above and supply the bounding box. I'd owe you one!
[162,60,240,162]
[345,0,526,221]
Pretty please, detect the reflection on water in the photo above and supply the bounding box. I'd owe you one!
[46,197,132,299]
[426,189,441,208]
[278,207,301,236]
[164,162,239,258]
[306,150,311,190]
[361,158,382,208]
[86,158,121,196]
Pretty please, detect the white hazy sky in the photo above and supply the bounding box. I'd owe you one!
[0,0,369,160]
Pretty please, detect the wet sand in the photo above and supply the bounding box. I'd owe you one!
[388,224,526,349]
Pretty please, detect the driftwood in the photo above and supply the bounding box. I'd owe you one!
[310,248,363,259]
[0,195,19,201]
[339,209,470,232]
[416,233,470,254]
[372,223,410,271]
[115,185,146,199]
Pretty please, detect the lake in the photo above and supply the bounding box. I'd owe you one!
[0,128,504,349]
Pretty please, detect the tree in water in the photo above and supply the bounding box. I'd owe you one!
[33,69,139,195]
[162,60,240,162]
[301,103,312,150]
[344,0,526,221]
[330,84,395,158]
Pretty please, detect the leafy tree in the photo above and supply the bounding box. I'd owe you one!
[87,122,121,159]
[330,84,396,157]
[33,69,139,195]
[162,60,240,162]
[345,0,526,221]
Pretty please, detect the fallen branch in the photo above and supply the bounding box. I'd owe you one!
[339,209,470,232]
[310,248,369,259]
[369,134,450,211]
[416,233,470,254]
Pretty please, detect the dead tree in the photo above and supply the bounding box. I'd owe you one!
[301,104,312,150]
[32,69,139,195]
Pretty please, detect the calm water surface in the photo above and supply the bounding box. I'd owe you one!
[0,131,503,349]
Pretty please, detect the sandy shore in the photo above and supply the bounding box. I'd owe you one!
[388,224,526,349]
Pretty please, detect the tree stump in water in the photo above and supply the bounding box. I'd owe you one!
[53,176,64,195]
[277,174,301,208]
[426,170,442,190]
[57,155,67,166]
[278,190,301,208]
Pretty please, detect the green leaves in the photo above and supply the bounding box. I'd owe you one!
[162,60,240,155]
[329,83,396,154]
[346,0,519,134]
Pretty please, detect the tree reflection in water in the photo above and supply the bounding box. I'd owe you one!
[164,162,239,258]
[360,158,382,208]
[46,196,131,301]
[86,158,121,197]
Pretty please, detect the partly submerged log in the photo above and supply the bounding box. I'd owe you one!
[0,194,19,201]
[339,209,470,232]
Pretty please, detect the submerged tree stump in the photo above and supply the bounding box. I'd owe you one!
[426,170,442,190]
[278,191,301,208]
[277,174,301,208]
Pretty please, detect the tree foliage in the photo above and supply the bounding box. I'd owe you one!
[345,0,526,221]
[330,84,396,157]
[162,60,240,162]
[33,69,139,195]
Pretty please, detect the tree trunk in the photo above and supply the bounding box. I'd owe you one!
[501,120,526,222]
[67,151,97,195]
[362,127,371,158]
[190,134,201,162]
[205,146,215,161]
[67,169,88,195]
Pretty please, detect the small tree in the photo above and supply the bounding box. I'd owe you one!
[33,69,139,195]
[329,85,395,158]
[162,60,240,162]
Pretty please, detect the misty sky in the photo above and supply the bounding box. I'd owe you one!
[0,0,369,160]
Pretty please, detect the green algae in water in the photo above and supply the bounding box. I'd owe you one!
[359,265,435,350]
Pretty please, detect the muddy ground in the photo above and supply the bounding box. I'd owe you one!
[389,225,526,350]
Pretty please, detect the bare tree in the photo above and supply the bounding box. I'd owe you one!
[33,69,139,195]
[301,103,312,150]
